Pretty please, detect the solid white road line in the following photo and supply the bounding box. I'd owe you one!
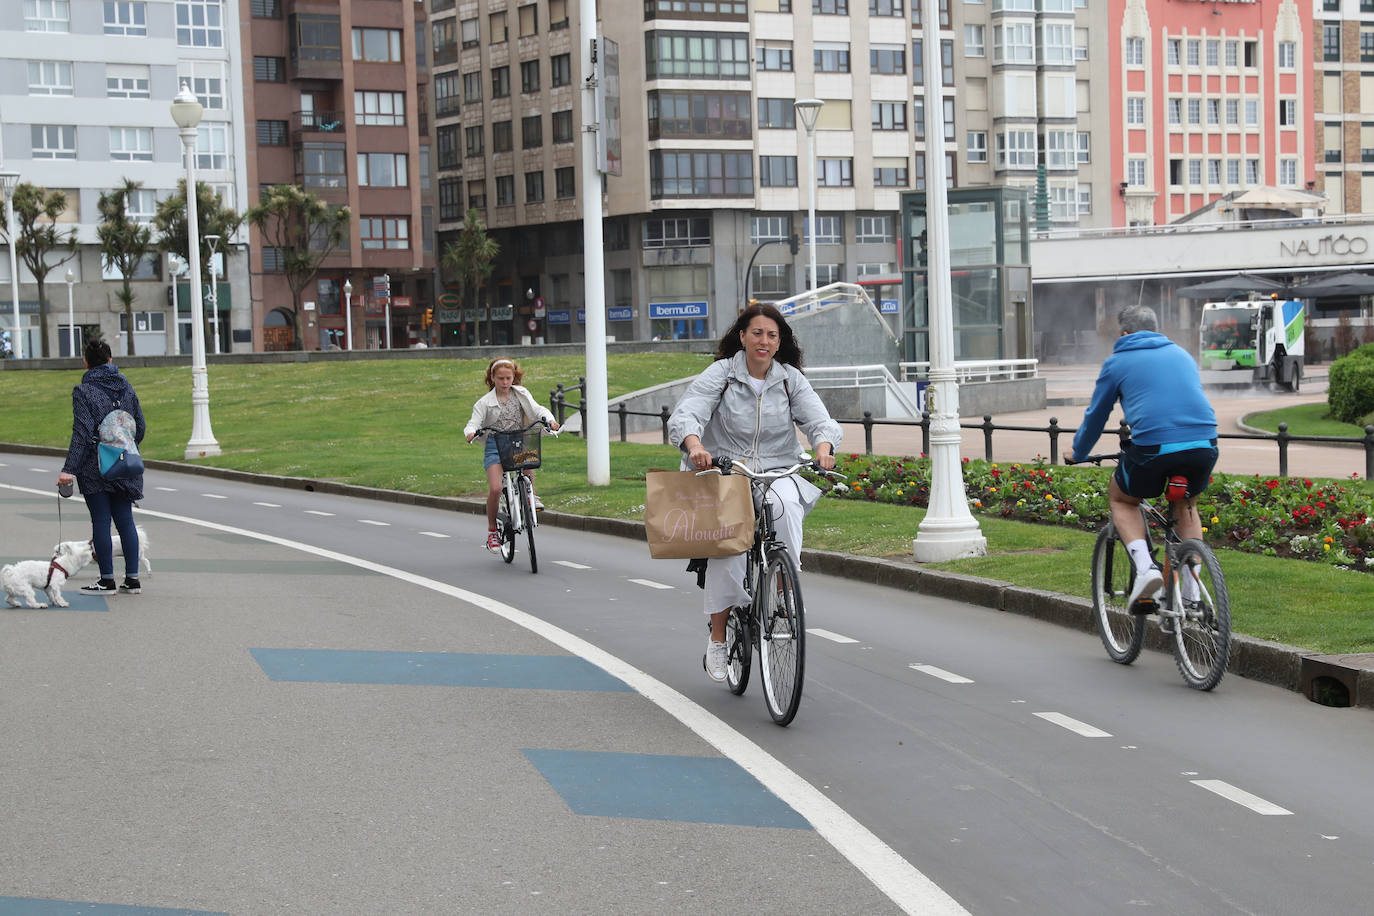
[1033,712,1113,738]
[358,519,390,526]
[156,486,177,492]
[304,510,335,517]
[202,493,228,500]
[1190,779,1293,815]
[553,560,592,569]
[0,479,970,916]
[418,531,451,539]
[253,502,281,508]
[628,578,674,590]
[28,468,46,473]
[909,664,974,684]
[809,628,860,644]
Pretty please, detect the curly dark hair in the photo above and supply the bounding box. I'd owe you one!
[83,338,112,367]
[715,303,804,370]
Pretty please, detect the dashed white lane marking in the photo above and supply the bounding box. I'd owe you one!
[418,531,450,539]
[253,502,281,508]
[1190,779,1293,815]
[304,510,335,517]
[29,468,46,473]
[554,560,592,569]
[809,628,859,644]
[909,663,974,684]
[1034,712,1113,738]
[156,486,177,492]
[628,578,674,590]
[358,519,390,526]
[202,493,227,500]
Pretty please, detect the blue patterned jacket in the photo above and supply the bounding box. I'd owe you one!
[61,362,146,499]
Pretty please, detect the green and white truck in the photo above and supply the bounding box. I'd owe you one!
[1198,298,1305,391]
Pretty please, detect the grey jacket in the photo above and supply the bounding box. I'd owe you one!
[667,352,842,471]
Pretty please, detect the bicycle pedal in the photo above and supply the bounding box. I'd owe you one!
[1129,599,1158,616]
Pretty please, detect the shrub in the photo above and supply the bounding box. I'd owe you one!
[1327,342,1374,423]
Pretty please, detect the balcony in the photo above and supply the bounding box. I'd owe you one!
[293,110,346,139]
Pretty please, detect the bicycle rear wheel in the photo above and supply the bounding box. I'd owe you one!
[497,488,516,564]
[759,547,805,726]
[725,605,752,696]
[519,476,538,574]
[1090,524,1146,664]
[1170,539,1231,691]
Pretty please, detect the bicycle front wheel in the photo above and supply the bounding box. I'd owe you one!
[519,476,538,574]
[1090,524,1146,664]
[1170,539,1231,691]
[759,548,805,726]
[497,488,516,564]
[726,604,752,696]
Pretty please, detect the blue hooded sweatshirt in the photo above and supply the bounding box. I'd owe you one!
[1072,331,1217,460]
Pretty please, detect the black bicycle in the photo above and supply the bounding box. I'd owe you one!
[1071,452,1232,691]
[474,420,551,574]
[702,456,846,726]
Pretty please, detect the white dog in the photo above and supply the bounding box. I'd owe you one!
[2,540,95,609]
[54,525,150,575]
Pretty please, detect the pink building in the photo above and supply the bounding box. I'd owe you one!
[1110,0,1314,227]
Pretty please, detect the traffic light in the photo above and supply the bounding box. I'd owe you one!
[789,233,800,255]
[421,308,433,329]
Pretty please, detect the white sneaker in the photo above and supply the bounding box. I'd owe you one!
[1127,566,1163,613]
[531,492,544,510]
[704,639,729,682]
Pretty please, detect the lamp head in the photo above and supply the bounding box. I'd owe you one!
[169,82,203,130]
[66,269,74,284]
[0,170,17,197]
[343,279,352,296]
[793,98,824,132]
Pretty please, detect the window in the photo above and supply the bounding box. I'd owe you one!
[913,97,924,138]
[522,115,542,148]
[358,152,408,187]
[1208,159,1222,184]
[1279,159,1297,186]
[1127,158,1146,186]
[1324,25,1340,61]
[809,265,842,288]
[874,162,907,187]
[521,60,540,94]
[1227,159,1240,184]
[818,158,853,187]
[1207,99,1220,125]
[872,102,906,131]
[1225,40,1238,67]
[1126,97,1145,126]
[104,1,147,36]
[1166,97,1181,125]
[1188,159,1201,185]
[813,0,847,12]
[252,0,280,17]
[757,42,793,72]
[551,54,571,87]
[1278,99,1296,127]
[1076,133,1090,163]
[967,130,987,163]
[465,125,484,157]
[649,151,753,198]
[1186,39,1199,67]
[28,61,73,96]
[1226,99,1239,125]
[752,264,789,297]
[1167,38,1180,66]
[1206,39,1219,67]
[295,14,342,64]
[109,127,153,161]
[195,124,229,169]
[490,11,507,43]
[869,0,902,15]
[1278,41,1295,69]
[549,0,568,29]
[439,178,463,221]
[750,216,790,242]
[855,215,892,243]
[1077,185,1092,215]
[871,47,904,74]
[463,72,482,103]
[492,120,513,152]
[461,17,479,47]
[994,23,1033,64]
[435,73,461,117]
[1246,159,1260,184]
[1245,99,1259,125]
[965,25,984,58]
[1169,158,1183,186]
[644,217,711,248]
[804,215,842,244]
[353,28,402,62]
[436,125,460,168]
[552,110,574,143]
[1044,130,1074,169]
[943,97,955,141]
[257,119,288,145]
[356,91,406,126]
[180,64,225,110]
[176,0,223,48]
[759,98,796,129]
[298,142,346,187]
[25,0,70,32]
[254,56,285,82]
[32,125,76,160]
[518,4,536,36]
[1363,30,1374,62]
[432,19,456,64]
[495,175,515,206]
[759,156,798,187]
[491,66,510,99]
[555,167,575,198]
[468,180,487,209]
[815,43,851,73]
[1040,23,1073,65]
[646,31,751,78]
[525,171,544,202]
[360,217,409,249]
[1125,37,1143,67]
[996,129,1036,169]
[1187,98,1201,125]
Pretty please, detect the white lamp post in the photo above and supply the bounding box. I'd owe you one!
[64,268,75,358]
[168,253,182,356]
[0,170,21,359]
[170,81,220,458]
[794,99,823,296]
[203,233,221,356]
[343,278,352,350]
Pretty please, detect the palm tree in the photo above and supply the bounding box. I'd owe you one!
[11,183,78,358]
[246,184,350,349]
[97,179,154,356]
[154,179,241,352]
[440,208,500,345]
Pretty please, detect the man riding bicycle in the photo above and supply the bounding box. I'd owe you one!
[1071,305,1219,613]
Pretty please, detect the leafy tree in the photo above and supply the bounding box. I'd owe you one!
[246,184,350,350]
[11,182,78,358]
[440,208,500,345]
[154,179,241,351]
[97,179,153,356]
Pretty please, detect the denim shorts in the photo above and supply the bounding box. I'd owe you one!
[1115,440,1218,500]
[483,435,502,470]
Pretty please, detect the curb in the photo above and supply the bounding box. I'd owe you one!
[5,442,1327,703]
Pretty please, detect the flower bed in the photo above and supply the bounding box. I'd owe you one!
[830,453,1374,571]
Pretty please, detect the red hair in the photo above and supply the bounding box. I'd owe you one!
[484,357,524,389]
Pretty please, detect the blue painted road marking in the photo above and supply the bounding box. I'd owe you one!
[250,648,633,691]
[522,748,812,828]
[0,898,225,915]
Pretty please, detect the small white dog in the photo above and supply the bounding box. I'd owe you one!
[2,540,96,609]
[54,525,150,575]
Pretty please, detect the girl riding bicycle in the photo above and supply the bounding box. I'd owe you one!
[464,357,559,551]
[667,304,841,683]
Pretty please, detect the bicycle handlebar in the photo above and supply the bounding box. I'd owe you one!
[1065,451,1122,467]
[697,456,848,490]
[471,418,557,441]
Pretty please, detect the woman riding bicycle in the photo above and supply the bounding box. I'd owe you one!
[667,303,842,683]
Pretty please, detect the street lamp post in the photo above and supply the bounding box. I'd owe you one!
[0,170,21,359]
[168,253,181,356]
[170,81,220,459]
[343,278,352,350]
[65,269,75,358]
[203,233,221,355]
[794,99,823,297]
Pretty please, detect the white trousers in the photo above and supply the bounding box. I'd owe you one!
[702,478,809,616]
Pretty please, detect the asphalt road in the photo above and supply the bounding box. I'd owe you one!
[3,453,1373,915]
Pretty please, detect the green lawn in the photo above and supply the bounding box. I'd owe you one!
[1242,401,1369,439]
[4,355,1370,655]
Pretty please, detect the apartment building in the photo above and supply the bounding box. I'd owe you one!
[241,0,436,350]
[1314,0,1374,213]
[1,0,249,358]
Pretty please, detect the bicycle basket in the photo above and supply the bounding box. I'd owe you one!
[493,428,542,471]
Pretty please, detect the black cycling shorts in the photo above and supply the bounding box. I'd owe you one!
[1114,440,1218,500]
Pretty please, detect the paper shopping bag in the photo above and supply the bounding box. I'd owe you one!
[644,470,756,559]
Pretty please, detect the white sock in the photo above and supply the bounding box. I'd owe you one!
[1181,568,1201,602]
[1126,540,1154,574]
